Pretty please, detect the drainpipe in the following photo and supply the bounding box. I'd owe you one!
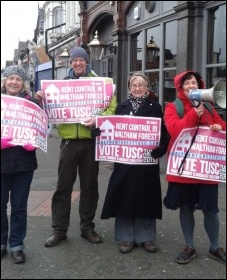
[45,23,66,79]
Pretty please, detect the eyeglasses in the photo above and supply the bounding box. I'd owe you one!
[130,84,146,89]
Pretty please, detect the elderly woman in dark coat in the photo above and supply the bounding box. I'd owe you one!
[1,65,39,264]
[98,73,168,254]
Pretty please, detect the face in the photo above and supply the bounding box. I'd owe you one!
[129,76,148,98]
[182,76,198,98]
[71,57,87,76]
[4,75,23,96]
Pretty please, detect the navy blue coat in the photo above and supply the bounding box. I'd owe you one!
[1,92,38,174]
[101,97,168,220]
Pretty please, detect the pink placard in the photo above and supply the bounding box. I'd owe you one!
[1,95,48,152]
[41,77,114,123]
[95,115,161,164]
[167,127,226,182]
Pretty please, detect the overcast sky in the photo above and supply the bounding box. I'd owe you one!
[1,1,45,69]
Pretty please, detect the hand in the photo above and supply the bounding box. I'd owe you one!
[150,146,167,159]
[91,128,101,139]
[1,137,16,150]
[83,117,96,128]
[194,103,204,117]
[23,143,36,151]
[209,124,222,131]
[35,91,45,101]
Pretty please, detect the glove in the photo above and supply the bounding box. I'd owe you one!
[91,128,101,139]
[23,143,36,151]
[150,146,167,159]
[1,137,16,150]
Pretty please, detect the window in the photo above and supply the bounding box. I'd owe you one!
[39,20,44,34]
[164,21,177,68]
[206,4,226,116]
[102,60,107,77]
[164,21,177,103]
[146,26,161,70]
[129,20,177,106]
[108,59,113,78]
[53,6,63,33]
[206,5,226,84]
[146,72,159,96]
[130,32,143,72]
[102,58,113,78]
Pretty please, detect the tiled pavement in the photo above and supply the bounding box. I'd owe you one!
[27,191,80,217]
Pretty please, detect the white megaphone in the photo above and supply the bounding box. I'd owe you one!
[189,79,226,109]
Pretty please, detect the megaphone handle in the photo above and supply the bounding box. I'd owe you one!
[191,98,201,108]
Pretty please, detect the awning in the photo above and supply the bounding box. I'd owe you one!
[48,36,76,52]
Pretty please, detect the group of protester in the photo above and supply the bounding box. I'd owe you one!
[1,47,226,266]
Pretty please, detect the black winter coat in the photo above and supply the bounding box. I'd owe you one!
[101,97,168,220]
[1,92,38,174]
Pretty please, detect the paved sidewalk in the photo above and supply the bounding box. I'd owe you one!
[1,128,226,279]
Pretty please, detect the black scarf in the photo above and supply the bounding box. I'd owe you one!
[128,92,149,114]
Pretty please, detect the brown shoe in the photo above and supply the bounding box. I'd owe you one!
[142,241,158,253]
[11,250,26,264]
[44,234,67,247]
[119,242,135,254]
[81,230,102,244]
[176,246,197,264]
[209,247,226,265]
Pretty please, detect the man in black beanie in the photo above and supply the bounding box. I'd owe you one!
[35,47,117,247]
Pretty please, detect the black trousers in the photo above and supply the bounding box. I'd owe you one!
[51,139,99,235]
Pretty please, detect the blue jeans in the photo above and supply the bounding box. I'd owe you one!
[1,171,34,252]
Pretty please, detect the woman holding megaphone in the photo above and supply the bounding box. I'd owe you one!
[164,71,226,265]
